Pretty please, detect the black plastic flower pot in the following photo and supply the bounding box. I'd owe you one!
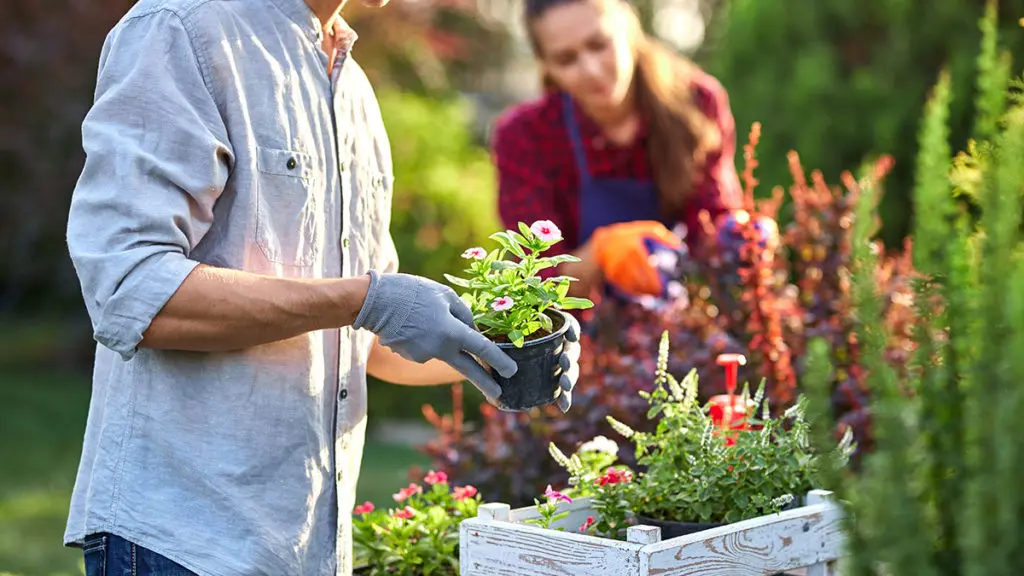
[633,497,802,540]
[633,515,726,539]
[490,310,572,412]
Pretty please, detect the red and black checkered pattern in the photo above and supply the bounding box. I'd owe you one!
[490,68,743,256]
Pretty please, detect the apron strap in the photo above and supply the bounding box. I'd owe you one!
[562,93,592,187]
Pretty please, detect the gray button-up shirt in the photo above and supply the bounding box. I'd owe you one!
[64,0,397,573]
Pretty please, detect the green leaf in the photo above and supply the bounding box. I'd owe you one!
[559,297,595,310]
[545,275,580,283]
[490,260,516,271]
[509,330,525,348]
[491,232,526,258]
[510,231,531,248]
[545,254,583,265]
[556,279,570,299]
[444,274,472,288]
[518,222,534,239]
[538,312,553,332]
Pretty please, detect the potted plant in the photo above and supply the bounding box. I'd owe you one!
[352,470,481,575]
[445,220,594,411]
[546,332,854,540]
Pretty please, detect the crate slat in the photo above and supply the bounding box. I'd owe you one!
[461,490,845,576]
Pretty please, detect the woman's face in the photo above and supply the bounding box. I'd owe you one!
[532,0,636,113]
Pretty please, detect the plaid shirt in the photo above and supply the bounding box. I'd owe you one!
[491,68,742,257]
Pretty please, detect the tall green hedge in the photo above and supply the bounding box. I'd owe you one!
[807,5,1024,572]
[703,0,1024,246]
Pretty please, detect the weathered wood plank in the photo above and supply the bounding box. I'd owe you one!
[640,502,846,576]
[460,516,643,576]
[628,526,662,545]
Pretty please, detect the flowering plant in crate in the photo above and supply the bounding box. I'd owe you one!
[544,332,854,540]
[352,470,480,575]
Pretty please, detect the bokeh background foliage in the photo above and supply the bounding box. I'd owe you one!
[6,0,1024,574]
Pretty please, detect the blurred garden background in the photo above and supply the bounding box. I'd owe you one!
[4,0,1024,574]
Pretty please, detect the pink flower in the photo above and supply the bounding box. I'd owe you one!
[579,515,596,533]
[453,485,478,501]
[353,501,375,515]
[392,506,416,519]
[544,485,572,504]
[491,296,515,312]
[530,220,562,242]
[595,468,633,487]
[392,483,423,502]
[424,470,448,486]
[461,247,487,260]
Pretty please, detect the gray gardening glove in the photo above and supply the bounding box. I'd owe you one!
[556,314,582,413]
[353,270,517,402]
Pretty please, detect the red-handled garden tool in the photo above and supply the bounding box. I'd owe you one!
[709,353,752,444]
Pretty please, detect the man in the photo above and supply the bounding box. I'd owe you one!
[64,0,581,573]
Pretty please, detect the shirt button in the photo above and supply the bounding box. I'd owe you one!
[336,471,343,483]
[286,157,297,170]
[342,238,350,248]
[339,388,349,400]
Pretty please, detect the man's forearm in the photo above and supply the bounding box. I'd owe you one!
[367,337,465,385]
[141,264,370,352]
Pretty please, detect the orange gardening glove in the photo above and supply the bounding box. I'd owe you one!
[591,221,684,298]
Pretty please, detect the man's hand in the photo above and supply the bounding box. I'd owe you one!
[353,271,517,402]
[555,313,582,413]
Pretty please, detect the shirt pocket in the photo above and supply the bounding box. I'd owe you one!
[255,146,320,267]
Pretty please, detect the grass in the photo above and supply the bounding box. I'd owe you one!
[0,368,430,576]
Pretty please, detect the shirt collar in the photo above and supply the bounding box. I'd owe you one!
[330,16,359,53]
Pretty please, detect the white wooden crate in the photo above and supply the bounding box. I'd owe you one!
[460,490,844,576]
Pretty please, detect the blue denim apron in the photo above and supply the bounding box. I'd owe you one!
[563,93,667,244]
[563,94,686,307]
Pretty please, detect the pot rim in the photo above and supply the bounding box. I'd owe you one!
[494,309,571,350]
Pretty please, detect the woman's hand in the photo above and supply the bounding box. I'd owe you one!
[589,221,683,297]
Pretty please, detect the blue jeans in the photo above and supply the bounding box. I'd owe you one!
[82,534,198,576]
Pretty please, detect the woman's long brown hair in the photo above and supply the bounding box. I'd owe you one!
[525,0,721,217]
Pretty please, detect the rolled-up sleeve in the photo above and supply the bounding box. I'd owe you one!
[67,10,233,360]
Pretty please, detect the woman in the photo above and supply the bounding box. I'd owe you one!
[492,0,743,303]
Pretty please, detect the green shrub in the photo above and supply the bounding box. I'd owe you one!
[368,90,501,423]
[378,90,500,283]
[703,0,1024,246]
[807,5,1024,572]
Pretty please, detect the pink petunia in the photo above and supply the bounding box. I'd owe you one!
[579,515,596,533]
[530,220,562,242]
[392,482,423,502]
[424,470,448,486]
[353,501,375,515]
[544,485,573,504]
[453,485,478,501]
[392,506,416,519]
[491,296,515,312]
[461,247,487,260]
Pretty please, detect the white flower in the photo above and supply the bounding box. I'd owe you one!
[491,296,515,312]
[529,220,562,243]
[667,281,685,299]
[461,247,487,260]
[579,435,619,456]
